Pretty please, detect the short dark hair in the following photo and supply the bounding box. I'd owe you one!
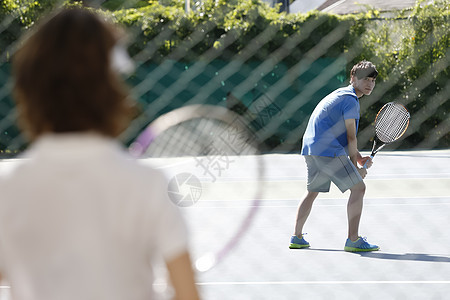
[13,8,133,140]
[351,60,378,79]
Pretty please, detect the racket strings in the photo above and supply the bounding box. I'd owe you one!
[375,103,410,143]
[147,121,205,156]
[144,118,255,158]
[145,119,210,157]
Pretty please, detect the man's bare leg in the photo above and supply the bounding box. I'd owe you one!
[347,181,366,241]
[294,191,319,237]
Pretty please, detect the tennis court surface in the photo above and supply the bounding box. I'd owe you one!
[0,150,449,299]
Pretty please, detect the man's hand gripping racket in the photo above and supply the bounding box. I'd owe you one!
[363,102,410,168]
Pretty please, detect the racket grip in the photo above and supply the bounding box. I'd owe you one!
[363,155,374,169]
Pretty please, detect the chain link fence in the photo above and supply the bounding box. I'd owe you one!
[0,1,449,299]
[1,2,448,155]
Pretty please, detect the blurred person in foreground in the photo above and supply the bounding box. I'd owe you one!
[0,8,200,300]
[290,61,380,252]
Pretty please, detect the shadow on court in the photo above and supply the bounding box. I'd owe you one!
[309,248,450,262]
[358,252,450,263]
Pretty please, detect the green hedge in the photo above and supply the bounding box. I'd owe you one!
[0,0,448,154]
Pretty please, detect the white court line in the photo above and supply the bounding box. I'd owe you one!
[247,203,450,208]
[191,203,450,209]
[206,176,450,182]
[189,202,450,209]
[196,280,450,286]
[197,195,450,202]
[190,196,450,208]
[312,201,450,207]
[2,281,449,289]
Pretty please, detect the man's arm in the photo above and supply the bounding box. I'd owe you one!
[344,119,371,178]
[344,118,360,167]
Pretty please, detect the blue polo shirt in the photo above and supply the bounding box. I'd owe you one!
[301,85,360,157]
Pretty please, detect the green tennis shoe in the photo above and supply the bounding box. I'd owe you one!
[344,237,379,252]
[289,234,310,249]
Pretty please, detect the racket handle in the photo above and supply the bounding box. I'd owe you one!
[363,155,374,169]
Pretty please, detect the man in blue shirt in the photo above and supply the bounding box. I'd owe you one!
[290,61,380,252]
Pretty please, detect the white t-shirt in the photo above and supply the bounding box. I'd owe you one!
[0,134,188,300]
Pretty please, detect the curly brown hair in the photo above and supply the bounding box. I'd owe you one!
[12,8,133,140]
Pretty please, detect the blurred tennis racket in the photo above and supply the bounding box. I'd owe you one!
[129,104,264,273]
[363,102,410,168]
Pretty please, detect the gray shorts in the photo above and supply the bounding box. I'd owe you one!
[304,155,363,193]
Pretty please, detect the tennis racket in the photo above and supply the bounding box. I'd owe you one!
[129,105,264,273]
[363,102,410,168]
